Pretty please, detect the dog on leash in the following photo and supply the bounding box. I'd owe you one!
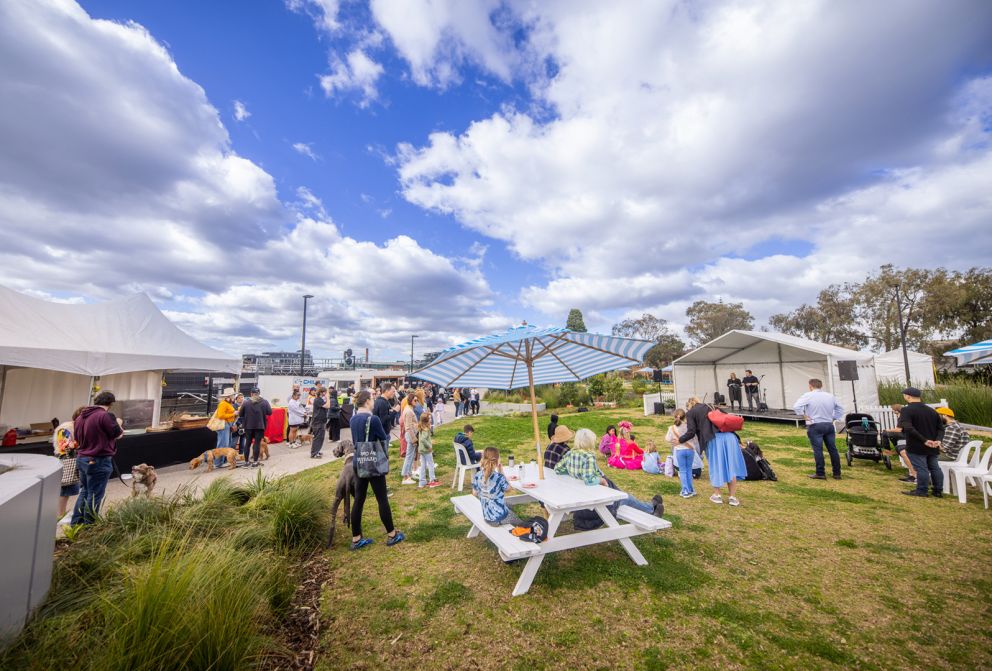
[130,463,157,497]
[189,447,243,471]
[260,437,270,460]
[327,440,356,547]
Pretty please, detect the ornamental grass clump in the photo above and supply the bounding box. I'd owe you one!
[253,481,327,553]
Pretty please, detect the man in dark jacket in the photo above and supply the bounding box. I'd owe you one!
[454,425,481,465]
[373,382,398,436]
[239,388,272,467]
[310,385,327,459]
[71,391,124,525]
[678,397,716,454]
[899,387,944,497]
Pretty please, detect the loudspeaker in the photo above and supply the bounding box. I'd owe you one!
[713,392,725,405]
[652,369,664,382]
[837,360,859,381]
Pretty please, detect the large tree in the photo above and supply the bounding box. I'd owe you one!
[768,285,867,349]
[611,313,686,367]
[565,308,587,332]
[684,300,754,346]
[929,267,992,344]
[853,265,937,352]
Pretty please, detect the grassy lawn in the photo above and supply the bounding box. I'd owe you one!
[289,408,992,671]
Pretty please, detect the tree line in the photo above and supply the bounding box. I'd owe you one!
[563,265,992,367]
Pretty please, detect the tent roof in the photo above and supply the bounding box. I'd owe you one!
[0,286,241,375]
[674,330,875,365]
[875,349,933,363]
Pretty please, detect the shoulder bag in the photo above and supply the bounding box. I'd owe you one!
[354,416,390,478]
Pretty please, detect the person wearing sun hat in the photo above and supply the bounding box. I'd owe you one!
[543,424,575,469]
[935,406,969,462]
[898,387,944,497]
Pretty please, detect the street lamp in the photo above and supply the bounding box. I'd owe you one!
[300,294,314,376]
[889,282,912,386]
[410,335,419,375]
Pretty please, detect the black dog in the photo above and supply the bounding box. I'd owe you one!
[327,440,357,547]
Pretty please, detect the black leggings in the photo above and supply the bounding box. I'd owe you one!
[245,429,265,462]
[351,473,394,538]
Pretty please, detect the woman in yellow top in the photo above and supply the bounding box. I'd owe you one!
[212,388,238,467]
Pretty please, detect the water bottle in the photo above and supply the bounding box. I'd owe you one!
[508,455,515,469]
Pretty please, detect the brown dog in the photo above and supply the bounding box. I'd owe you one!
[260,437,270,460]
[131,463,157,497]
[327,440,356,547]
[189,448,243,471]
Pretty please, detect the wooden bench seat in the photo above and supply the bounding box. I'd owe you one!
[452,495,542,561]
[615,506,672,532]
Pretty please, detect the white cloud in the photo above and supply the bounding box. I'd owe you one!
[285,0,340,33]
[0,0,509,356]
[393,0,992,327]
[232,99,250,121]
[369,0,518,87]
[292,141,320,161]
[319,48,385,107]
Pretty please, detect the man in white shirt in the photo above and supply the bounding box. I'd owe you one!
[287,390,307,448]
[793,378,845,480]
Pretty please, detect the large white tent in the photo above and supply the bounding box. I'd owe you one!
[673,331,879,413]
[873,349,935,388]
[0,287,240,430]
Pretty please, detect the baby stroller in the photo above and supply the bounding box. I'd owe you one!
[843,412,891,469]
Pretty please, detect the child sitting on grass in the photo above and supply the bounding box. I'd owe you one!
[641,441,662,474]
[417,412,440,488]
[471,447,523,527]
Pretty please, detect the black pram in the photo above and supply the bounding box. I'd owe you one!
[843,412,892,470]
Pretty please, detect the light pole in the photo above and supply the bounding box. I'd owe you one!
[889,282,911,386]
[410,335,419,375]
[300,294,314,376]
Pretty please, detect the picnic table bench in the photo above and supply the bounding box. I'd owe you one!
[452,470,671,596]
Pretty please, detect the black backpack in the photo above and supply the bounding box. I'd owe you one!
[572,477,620,530]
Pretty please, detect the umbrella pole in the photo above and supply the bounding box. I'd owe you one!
[526,351,545,479]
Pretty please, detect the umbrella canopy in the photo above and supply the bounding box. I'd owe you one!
[944,339,992,366]
[413,325,654,477]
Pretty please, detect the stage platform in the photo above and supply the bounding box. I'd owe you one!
[719,407,804,428]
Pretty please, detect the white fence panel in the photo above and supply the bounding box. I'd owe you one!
[858,399,947,431]
[643,392,677,416]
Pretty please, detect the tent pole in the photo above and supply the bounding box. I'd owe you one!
[525,342,545,479]
[777,344,787,410]
[0,366,6,422]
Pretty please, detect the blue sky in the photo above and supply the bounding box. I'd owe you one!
[1,0,990,361]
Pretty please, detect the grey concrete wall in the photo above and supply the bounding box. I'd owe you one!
[0,454,61,644]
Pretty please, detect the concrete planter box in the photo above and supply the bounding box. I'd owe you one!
[483,402,546,414]
[0,454,61,643]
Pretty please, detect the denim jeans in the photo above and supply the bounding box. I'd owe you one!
[71,456,113,525]
[214,422,232,467]
[619,493,654,514]
[807,422,841,476]
[675,448,696,495]
[419,452,436,486]
[908,452,943,494]
[402,433,418,477]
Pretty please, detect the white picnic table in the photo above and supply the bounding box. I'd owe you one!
[452,467,671,596]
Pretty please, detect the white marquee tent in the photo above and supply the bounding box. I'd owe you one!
[0,287,241,430]
[873,349,935,388]
[673,331,879,413]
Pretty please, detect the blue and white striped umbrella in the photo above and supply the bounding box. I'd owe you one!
[412,325,653,478]
[944,339,992,366]
[412,325,654,389]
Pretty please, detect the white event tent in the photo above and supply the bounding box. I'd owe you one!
[873,349,935,388]
[0,287,241,430]
[673,331,879,412]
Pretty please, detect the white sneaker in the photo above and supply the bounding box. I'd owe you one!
[401,478,415,485]
[728,496,741,507]
[709,494,723,504]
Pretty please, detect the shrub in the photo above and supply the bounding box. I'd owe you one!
[878,380,992,426]
[631,378,649,395]
[604,375,626,404]
[254,482,328,553]
[587,374,606,399]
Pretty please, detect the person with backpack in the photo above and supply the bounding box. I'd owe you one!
[678,397,746,506]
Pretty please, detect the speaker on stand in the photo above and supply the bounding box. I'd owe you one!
[837,360,859,412]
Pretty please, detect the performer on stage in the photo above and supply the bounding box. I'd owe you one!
[727,373,743,411]
[742,370,760,411]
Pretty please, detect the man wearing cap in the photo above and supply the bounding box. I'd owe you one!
[898,387,943,497]
[238,387,272,467]
[213,388,238,468]
[543,424,575,469]
[936,407,969,462]
[793,378,845,480]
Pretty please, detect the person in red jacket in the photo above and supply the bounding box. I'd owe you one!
[70,391,124,525]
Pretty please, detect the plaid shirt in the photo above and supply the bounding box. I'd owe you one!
[554,449,604,486]
[940,421,970,460]
[543,441,571,469]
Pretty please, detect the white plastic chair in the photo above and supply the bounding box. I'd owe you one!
[948,445,992,504]
[939,440,981,495]
[980,471,992,510]
[451,442,481,492]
